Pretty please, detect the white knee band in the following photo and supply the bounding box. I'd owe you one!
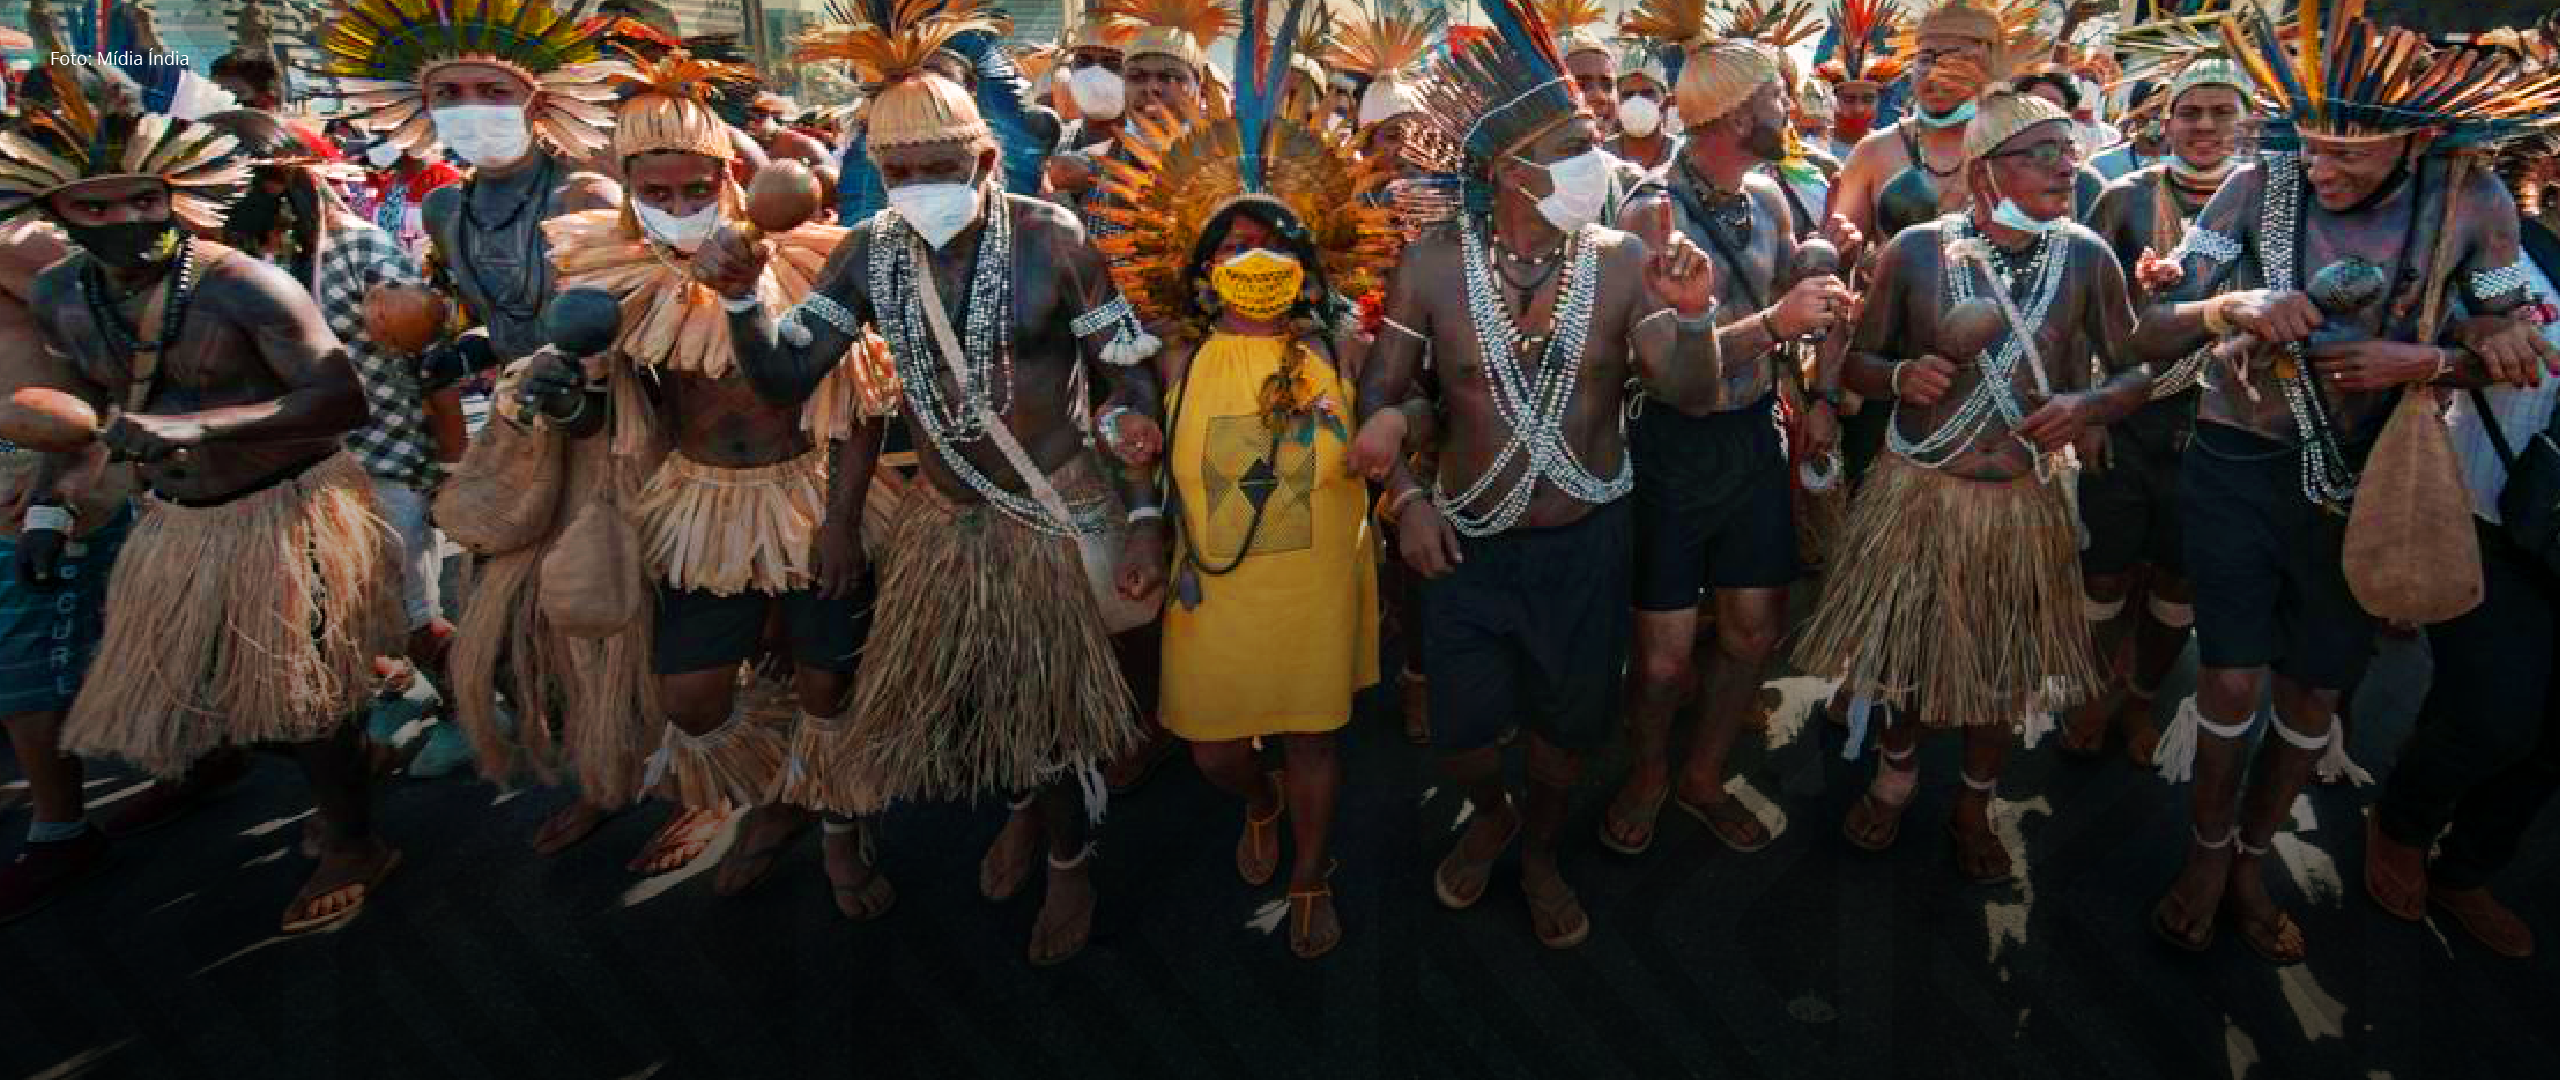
[2154,697,2256,784]
[2084,594,2127,622]
[2147,595,2195,629]
[2273,716,2334,752]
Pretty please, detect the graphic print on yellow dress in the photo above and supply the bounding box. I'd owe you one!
[1160,333,1380,741]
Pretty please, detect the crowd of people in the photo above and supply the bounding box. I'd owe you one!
[1,0,2557,981]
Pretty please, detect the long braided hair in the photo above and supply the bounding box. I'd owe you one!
[1182,195,1336,434]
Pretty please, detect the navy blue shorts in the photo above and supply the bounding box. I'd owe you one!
[2081,393,2195,579]
[2180,424,2375,689]
[1630,393,1800,611]
[652,576,875,677]
[1421,498,1633,753]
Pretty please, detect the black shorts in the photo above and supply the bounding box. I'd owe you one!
[651,577,875,676]
[2081,393,2195,579]
[2180,424,2374,689]
[1841,397,1895,488]
[1421,497,1633,754]
[1630,393,1799,611]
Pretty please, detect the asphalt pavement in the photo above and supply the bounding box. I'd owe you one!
[1,627,2553,1080]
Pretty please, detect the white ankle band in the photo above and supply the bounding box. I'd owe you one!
[1961,772,1998,793]
[2192,824,2236,850]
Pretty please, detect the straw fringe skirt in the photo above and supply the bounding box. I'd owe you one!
[1792,456,2099,732]
[633,450,829,596]
[63,454,402,777]
[826,479,1138,813]
[451,435,662,807]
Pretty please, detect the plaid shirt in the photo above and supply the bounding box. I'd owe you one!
[316,222,440,489]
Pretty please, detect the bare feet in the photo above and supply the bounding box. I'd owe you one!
[1029,852,1097,966]
[821,824,896,922]
[1947,792,2012,883]
[1433,800,1519,910]
[2225,850,2305,965]
[979,805,1042,901]
[530,800,613,856]
[282,840,401,934]
[629,806,729,876]
[2362,814,2428,922]
[1598,766,1669,856]
[1519,857,1589,949]
[2151,828,2233,952]
[713,804,810,896]
[2433,885,2535,959]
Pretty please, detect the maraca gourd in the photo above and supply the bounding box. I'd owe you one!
[0,387,102,452]
[741,160,825,241]
[1939,298,2008,364]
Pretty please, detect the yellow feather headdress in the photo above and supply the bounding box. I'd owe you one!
[0,65,249,229]
[308,0,630,161]
[1108,0,1236,70]
[1620,0,1784,126]
[608,50,763,164]
[1328,0,1445,130]
[1534,0,1615,60]
[792,0,1001,150]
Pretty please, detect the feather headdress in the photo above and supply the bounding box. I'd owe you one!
[0,64,248,228]
[1815,0,1908,90]
[1622,0,1784,126]
[607,50,761,164]
[305,0,628,161]
[2219,0,2560,152]
[1108,0,1235,70]
[1534,0,1615,60]
[1891,0,2051,107]
[2112,1,2251,115]
[1721,0,1822,53]
[1063,4,1140,54]
[793,0,999,150]
[1398,0,1584,219]
[1328,0,1445,129]
[1095,0,1398,327]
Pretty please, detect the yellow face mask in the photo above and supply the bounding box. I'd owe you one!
[1210,249,1306,321]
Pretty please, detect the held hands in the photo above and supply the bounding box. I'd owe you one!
[1771,275,1856,339]
[1396,498,1463,579]
[2134,247,2185,292]
[1636,202,1717,318]
[2219,289,2322,346]
[1893,356,1959,407]
[2455,315,2560,387]
[1344,411,1408,481]
[692,224,770,300]
[515,346,588,418]
[1821,214,1866,269]
[2306,339,2448,393]
[1116,519,1169,604]
[1106,412,1165,467]
[99,412,205,464]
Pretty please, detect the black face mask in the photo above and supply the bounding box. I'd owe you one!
[65,219,184,272]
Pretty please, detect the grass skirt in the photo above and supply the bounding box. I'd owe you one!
[451,435,662,807]
[633,450,828,596]
[1791,455,2099,732]
[63,454,402,776]
[828,476,1139,812]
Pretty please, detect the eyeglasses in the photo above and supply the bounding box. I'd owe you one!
[1988,141,2082,168]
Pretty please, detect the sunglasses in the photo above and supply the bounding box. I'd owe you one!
[1987,141,2082,168]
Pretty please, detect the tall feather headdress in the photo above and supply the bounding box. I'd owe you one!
[1815,0,1909,90]
[1622,0,1784,126]
[2111,0,2251,118]
[2219,0,2560,152]
[793,0,999,150]
[304,0,628,161]
[1108,0,1236,71]
[1534,0,1615,60]
[0,63,248,229]
[1328,0,1445,130]
[1095,0,1399,326]
[1721,0,1822,53]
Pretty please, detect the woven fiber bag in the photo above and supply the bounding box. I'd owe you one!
[432,413,566,556]
[2344,387,2482,624]
[539,484,644,639]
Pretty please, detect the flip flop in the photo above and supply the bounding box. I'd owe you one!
[1433,814,1519,911]
[1841,792,1908,853]
[2150,890,2216,953]
[2232,906,2306,966]
[1597,783,1669,856]
[1522,872,1591,949]
[1947,818,2015,885]
[281,849,403,935]
[827,832,897,922]
[1237,799,1285,887]
[1288,861,1342,961]
[1679,794,1774,854]
[713,812,808,896]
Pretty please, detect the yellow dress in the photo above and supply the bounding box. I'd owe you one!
[1160,333,1381,740]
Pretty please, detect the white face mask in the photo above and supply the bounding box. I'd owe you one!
[1986,175,2067,236]
[635,201,722,252]
[1067,66,1126,121]
[431,105,532,167]
[365,141,402,168]
[1516,149,1613,232]
[1617,95,1664,138]
[889,167,983,249]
